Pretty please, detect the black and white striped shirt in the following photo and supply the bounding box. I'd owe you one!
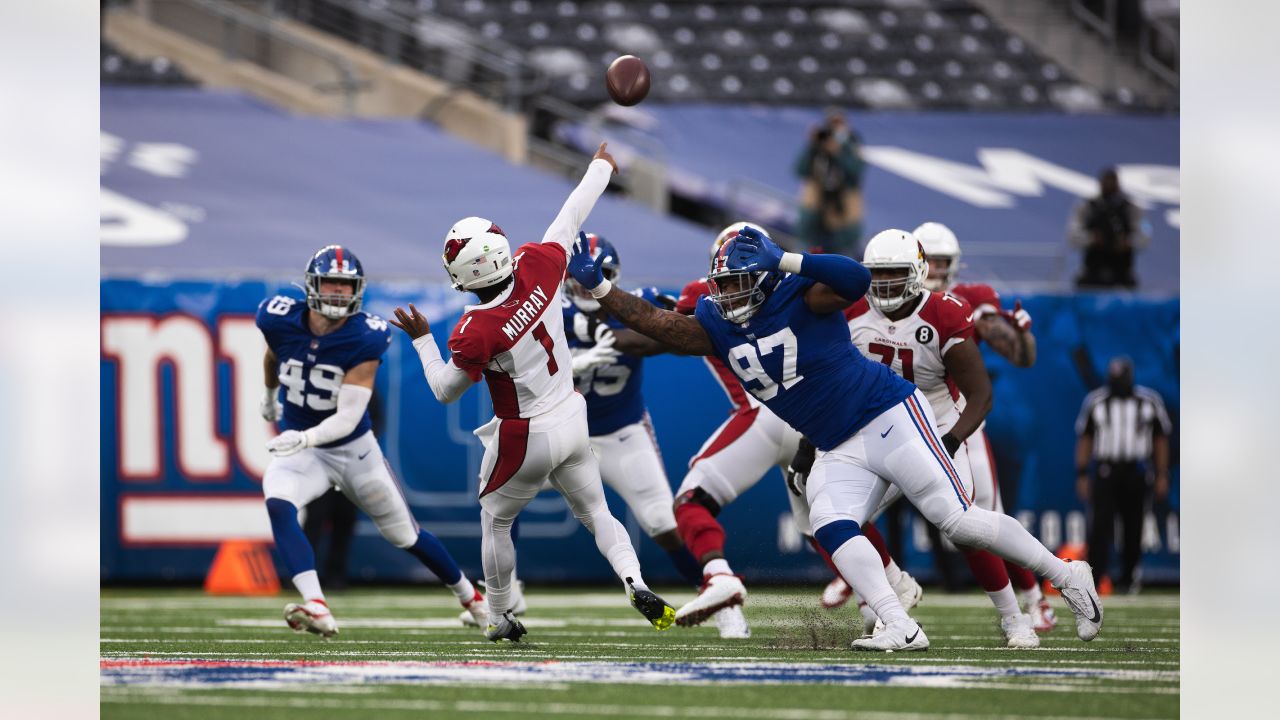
[1075,386,1172,462]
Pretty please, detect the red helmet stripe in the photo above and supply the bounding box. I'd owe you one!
[588,233,598,256]
[334,246,344,271]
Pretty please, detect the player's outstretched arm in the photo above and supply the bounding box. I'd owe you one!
[612,328,674,357]
[977,301,1036,367]
[567,234,713,355]
[541,143,618,254]
[389,304,477,404]
[939,340,993,456]
[727,226,870,313]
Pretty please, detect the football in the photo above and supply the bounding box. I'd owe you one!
[605,55,651,106]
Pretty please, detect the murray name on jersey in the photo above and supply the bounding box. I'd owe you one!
[694,274,913,451]
[565,287,665,436]
[255,293,391,446]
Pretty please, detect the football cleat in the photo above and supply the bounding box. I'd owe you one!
[820,576,853,609]
[851,619,929,652]
[892,570,924,611]
[628,578,676,631]
[1029,597,1058,634]
[461,590,489,628]
[485,611,527,642]
[675,573,746,627]
[1055,560,1104,641]
[1000,613,1040,649]
[460,580,526,627]
[284,600,338,639]
[714,605,751,639]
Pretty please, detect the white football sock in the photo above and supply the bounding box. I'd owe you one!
[1018,583,1044,608]
[885,558,905,587]
[703,558,732,577]
[832,536,908,625]
[291,570,325,603]
[987,581,1021,619]
[448,576,476,604]
[480,509,517,619]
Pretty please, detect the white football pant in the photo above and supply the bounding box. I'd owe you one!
[677,404,803,507]
[591,413,678,538]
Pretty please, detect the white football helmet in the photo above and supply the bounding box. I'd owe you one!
[862,229,927,313]
[912,221,961,292]
[442,216,514,292]
[711,221,752,258]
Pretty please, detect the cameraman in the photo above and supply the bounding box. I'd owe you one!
[1068,167,1149,288]
[794,110,864,257]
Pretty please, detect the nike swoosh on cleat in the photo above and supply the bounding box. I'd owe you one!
[1086,597,1101,623]
[358,450,371,460]
[905,628,919,644]
[881,425,894,438]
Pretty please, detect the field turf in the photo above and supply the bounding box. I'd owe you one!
[101,587,1178,719]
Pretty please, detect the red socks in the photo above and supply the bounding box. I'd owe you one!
[675,501,726,563]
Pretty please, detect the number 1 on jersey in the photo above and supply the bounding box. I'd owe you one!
[532,321,559,376]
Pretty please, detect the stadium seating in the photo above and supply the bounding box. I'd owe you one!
[291,0,1117,111]
[101,39,196,86]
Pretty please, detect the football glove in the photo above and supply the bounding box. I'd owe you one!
[727,225,784,272]
[571,327,620,374]
[1003,299,1032,333]
[784,437,817,498]
[568,232,606,292]
[260,388,283,422]
[266,429,308,457]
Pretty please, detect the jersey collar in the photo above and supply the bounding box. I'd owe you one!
[464,281,516,313]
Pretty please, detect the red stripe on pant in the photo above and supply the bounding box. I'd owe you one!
[479,419,530,498]
[689,407,759,467]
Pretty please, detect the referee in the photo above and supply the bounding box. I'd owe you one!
[1074,356,1172,591]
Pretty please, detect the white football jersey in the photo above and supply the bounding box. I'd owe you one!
[448,241,575,424]
[844,291,975,431]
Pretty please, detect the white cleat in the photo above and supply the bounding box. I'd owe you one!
[1055,560,1104,641]
[892,571,924,611]
[714,604,751,639]
[820,576,853,609]
[1028,596,1058,634]
[461,590,488,629]
[675,573,746,627]
[284,600,338,639]
[851,619,929,652]
[460,581,526,627]
[1000,613,1040,649]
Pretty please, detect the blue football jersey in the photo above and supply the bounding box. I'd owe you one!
[255,293,391,448]
[694,274,913,451]
[564,287,666,436]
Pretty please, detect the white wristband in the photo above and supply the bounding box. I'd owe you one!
[778,252,804,274]
[589,278,613,299]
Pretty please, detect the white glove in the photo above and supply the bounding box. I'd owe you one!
[571,327,620,375]
[266,429,308,457]
[260,388,283,422]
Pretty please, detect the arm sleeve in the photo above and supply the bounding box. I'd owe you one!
[302,384,372,447]
[1075,395,1097,436]
[413,334,478,404]
[541,159,614,257]
[791,252,871,301]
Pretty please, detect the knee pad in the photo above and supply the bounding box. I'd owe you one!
[946,507,998,549]
[674,486,722,516]
[813,519,861,557]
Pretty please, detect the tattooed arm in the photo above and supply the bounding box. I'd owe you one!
[597,286,715,356]
[976,314,1036,367]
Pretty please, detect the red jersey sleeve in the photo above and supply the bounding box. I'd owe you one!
[676,278,710,315]
[951,283,1002,319]
[843,297,872,322]
[922,292,975,355]
[447,315,490,382]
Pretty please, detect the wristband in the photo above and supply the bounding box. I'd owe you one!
[778,252,803,274]
[589,278,613,299]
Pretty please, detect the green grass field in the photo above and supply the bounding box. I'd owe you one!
[101,587,1178,719]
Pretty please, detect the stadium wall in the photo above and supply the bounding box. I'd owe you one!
[100,279,1179,586]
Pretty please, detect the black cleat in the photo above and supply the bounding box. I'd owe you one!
[485,611,528,642]
[627,578,676,631]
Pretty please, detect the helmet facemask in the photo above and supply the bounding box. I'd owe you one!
[708,267,771,323]
[867,264,922,313]
[305,273,365,319]
[923,254,959,293]
[564,260,618,312]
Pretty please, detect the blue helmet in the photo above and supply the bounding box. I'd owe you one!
[707,225,781,324]
[304,244,366,319]
[564,232,620,312]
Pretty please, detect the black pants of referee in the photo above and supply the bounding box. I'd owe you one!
[1087,461,1147,589]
